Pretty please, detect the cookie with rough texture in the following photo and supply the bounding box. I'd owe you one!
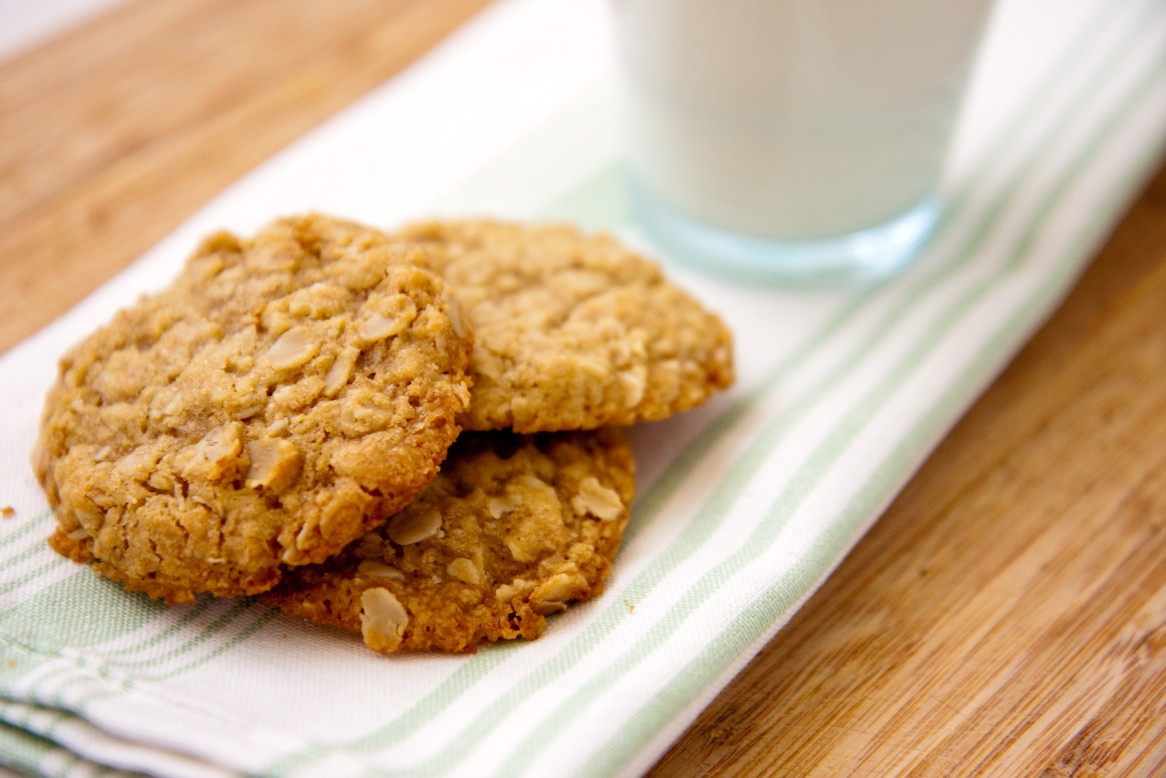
[395,220,734,433]
[262,427,635,654]
[36,214,472,604]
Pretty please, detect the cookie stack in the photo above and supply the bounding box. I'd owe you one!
[35,215,733,654]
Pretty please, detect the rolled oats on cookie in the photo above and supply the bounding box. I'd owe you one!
[262,427,635,654]
[36,214,472,604]
[396,220,734,433]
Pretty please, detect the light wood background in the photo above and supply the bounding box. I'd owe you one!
[3,1,1164,775]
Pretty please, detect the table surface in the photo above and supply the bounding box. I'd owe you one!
[3,2,1165,775]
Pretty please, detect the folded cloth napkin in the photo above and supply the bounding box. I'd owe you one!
[1,0,1163,775]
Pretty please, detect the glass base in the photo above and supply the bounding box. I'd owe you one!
[630,182,941,286]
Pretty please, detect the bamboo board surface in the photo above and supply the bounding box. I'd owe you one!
[2,1,1164,775]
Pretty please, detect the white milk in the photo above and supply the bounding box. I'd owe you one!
[613,0,994,241]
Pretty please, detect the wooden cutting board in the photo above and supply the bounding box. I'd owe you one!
[2,1,1164,774]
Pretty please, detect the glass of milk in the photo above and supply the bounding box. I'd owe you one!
[612,0,995,283]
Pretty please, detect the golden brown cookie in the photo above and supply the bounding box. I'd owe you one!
[262,427,635,654]
[396,220,734,433]
[36,214,472,605]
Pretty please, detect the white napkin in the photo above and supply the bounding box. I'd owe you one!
[1,0,1163,775]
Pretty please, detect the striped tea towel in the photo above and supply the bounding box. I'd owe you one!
[1,0,1164,775]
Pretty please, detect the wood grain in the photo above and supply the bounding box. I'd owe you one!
[2,2,1165,776]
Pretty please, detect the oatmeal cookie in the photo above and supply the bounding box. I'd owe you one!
[396,220,734,432]
[36,214,472,604]
[262,427,635,654]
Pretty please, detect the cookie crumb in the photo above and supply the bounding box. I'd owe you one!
[0,506,14,519]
